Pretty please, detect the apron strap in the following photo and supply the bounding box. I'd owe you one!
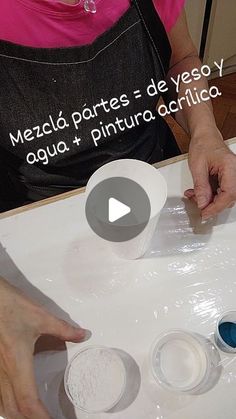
[132,0,172,76]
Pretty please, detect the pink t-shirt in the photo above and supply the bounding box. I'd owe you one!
[0,0,185,48]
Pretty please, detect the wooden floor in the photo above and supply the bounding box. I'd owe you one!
[164,73,236,153]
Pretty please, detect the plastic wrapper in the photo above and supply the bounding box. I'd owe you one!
[0,145,236,418]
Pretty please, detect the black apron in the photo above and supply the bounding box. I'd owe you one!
[0,0,181,212]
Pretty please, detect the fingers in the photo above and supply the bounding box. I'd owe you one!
[202,191,236,220]
[6,346,50,419]
[184,189,195,198]
[0,371,25,419]
[185,188,235,219]
[42,314,90,343]
[184,189,197,204]
[190,160,213,209]
[0,389,5,418]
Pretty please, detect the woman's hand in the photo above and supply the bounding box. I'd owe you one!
[0,277,87,419]
[185,129,236,220]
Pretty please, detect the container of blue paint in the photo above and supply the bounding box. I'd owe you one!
[215,311,236,353]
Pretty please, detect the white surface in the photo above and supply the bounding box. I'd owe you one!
[108,198,131,223]
[1,144,236,419]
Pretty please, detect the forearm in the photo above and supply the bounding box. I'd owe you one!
[166,55,222,143]
[165,9,236,219]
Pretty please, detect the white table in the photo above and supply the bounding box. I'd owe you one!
[1,139,236,419]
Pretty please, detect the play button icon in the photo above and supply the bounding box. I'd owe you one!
[85,177,151,242]
[108,198,131,223]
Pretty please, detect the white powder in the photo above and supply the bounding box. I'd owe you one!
[66,347,126,413]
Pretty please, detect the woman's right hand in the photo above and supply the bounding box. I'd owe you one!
[0,277,87,419]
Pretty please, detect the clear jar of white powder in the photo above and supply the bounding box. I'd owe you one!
[64,346,126,413]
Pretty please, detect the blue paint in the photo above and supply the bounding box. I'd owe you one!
[219,322,236,348]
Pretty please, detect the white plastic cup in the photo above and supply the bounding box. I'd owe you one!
[150,330,220,394]
[85,159,167,259]
[64,346,126,413]
[215,311,236,353]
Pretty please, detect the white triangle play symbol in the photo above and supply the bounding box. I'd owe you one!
[108,197,131,223]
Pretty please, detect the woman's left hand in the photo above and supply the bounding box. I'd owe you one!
[185,129,236,220]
